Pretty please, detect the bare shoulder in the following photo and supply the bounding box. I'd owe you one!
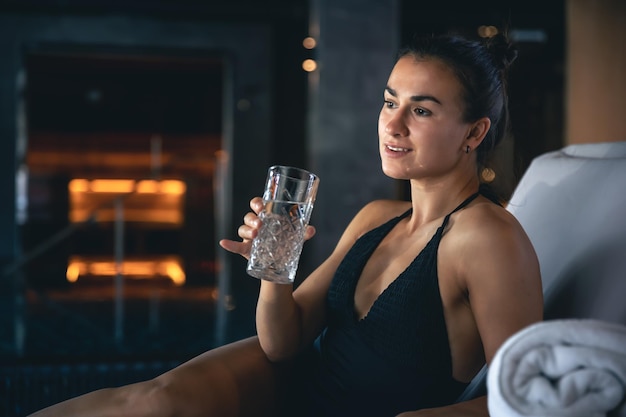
[348,199,412,238]
[442,197,543,364]
[443,197,541,289]
[453,198,533,250]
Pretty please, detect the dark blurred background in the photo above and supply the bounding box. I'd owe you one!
[0,0,569,414]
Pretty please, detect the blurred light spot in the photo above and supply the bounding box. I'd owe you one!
[66,263,80,283]
[481,167,496,183]
[478,25,499,38]
[303,37,317,49]
[302,59,317,72]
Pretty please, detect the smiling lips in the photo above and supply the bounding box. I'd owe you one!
[386,144,411,153]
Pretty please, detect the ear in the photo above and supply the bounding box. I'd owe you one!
[466,117,491,149]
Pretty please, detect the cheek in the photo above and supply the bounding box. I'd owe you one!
[427,123,466,146]
[377,113,386,138]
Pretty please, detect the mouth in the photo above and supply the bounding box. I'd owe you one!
[385,144,411,153]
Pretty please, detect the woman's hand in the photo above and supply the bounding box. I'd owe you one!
[218,197,264,260]
[218,197,316,260]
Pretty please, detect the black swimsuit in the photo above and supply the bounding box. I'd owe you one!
[300,192,483,417]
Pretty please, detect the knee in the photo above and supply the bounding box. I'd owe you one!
[110,378,175,417]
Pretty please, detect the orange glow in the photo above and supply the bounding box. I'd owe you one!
[70,208,183,224]
[478,25,499,38]
[134,179,186,194]
[302,59,317,72]
[481,167,496,183]
[67,256,186,286]
[66,262,81,283]
[69,178,186,194]
[136,180,159,193]
[302,36,317,49]
[163,262,186,286]
[158,180,186,195]
[69,179,89,193]
[68,178,186,225]
[90,179,135,193]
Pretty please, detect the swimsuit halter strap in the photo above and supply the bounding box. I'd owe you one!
[440,191,481,229]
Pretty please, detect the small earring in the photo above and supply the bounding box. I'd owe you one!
[465,145,471,154]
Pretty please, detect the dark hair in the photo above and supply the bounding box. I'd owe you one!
[398,33,518,170]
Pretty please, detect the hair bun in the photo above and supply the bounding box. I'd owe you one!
[486,33,518,71]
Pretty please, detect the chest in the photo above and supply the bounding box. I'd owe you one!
[325,217,456,372]
[353,221,441,320]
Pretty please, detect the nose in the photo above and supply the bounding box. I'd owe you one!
[383,110,409,137]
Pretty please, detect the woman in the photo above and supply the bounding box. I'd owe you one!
[29,33,542,417]
[220,32,542,416]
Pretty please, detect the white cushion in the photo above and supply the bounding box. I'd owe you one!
[507,141,626,323]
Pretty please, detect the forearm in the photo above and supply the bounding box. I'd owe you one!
[255,281,303,361]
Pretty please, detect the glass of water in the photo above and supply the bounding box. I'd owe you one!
[247,165,319,284]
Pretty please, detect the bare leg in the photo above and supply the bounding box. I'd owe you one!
[27,379,169,417]
[27,337,289,417]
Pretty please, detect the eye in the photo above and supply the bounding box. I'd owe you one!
[384,100,396,108]
[414,107,431,116]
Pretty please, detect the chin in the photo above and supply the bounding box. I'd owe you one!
[381,164,410,181]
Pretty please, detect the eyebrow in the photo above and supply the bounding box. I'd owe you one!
[385,86,442,105]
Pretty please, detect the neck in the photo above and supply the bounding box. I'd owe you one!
[407,176,480,227]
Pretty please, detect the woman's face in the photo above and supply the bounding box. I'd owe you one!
[378,55,473,182]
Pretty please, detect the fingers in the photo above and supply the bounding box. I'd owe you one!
[219,197,317,260]
[250,197,264,214]
[304,225,316,241]
[218,238,252,259]
[218,198,264,259]
[242,212,261,236]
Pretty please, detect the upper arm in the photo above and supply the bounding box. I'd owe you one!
[461,210,543,364]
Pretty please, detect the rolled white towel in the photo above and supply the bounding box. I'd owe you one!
[487,319,626,417]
